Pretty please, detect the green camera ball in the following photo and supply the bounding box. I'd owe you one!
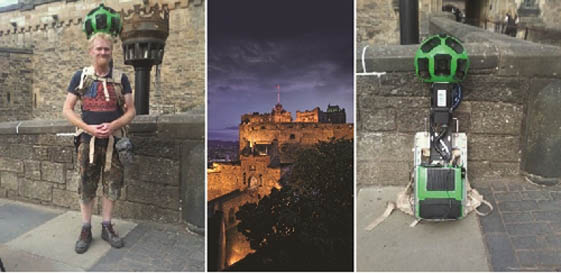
[414,33,470,83]
[83,4,122,39]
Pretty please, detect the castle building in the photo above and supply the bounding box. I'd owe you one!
[207,103,353,269]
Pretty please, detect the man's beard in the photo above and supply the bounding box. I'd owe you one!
[95,56,111,67]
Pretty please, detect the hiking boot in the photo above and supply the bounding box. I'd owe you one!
[101,223,124,248]
[75,226,92,254]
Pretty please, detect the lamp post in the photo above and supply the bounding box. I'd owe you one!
[120,4,169,115]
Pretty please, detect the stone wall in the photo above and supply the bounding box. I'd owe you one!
[208,155,282,201]
[208,190,257,269]
[208,163,242,201]
[356,16,561,187]
[0,0,204,121]
[0,47,33,121]
[539,0,561,29]
[0,109,204,228]
[239,123,354,158]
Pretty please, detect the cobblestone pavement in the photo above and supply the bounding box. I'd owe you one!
[474,176,561,271]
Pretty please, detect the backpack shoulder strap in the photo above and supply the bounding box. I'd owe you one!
[74,66,95,98]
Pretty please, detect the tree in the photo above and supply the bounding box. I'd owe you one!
[234,139,353,271]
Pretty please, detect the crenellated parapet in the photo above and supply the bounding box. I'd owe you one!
[0,0,203,37]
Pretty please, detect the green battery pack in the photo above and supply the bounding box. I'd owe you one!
[414,165,465,220]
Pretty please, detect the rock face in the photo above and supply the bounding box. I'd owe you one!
[0,0,205,122]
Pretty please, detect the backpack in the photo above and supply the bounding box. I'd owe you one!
[74,65,126,113]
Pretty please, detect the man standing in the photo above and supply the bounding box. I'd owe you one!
[63,31,135,254]
[504,10,519,37]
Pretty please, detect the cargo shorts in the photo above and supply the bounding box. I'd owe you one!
[77,138,124,202]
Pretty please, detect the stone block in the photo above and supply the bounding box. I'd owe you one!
[356,73,426,97]
[396,108,430,132]
[502,212,534,223]
[18,179,52,201]
[52,189,80,210]
[0,157,23,173]
[0,171,18,191]
[19,135,39,145]
[452,111,471,133]
[533,211,561,222]
[468,161,519,181]
[359,96,430,109]
[505,222,551,236]
[484,233,518,271]
[357,132,413,162]
[129,136,180,160]
[8,144,34,160]
[462,75,527,104]
[157,122,204,141]
[521,191,551,201]
[498,200,539,212]
[471,102,523,135]
[126,181,180,210]
[41,161,65,184]
[536,200,561,211]
[180,140,204,227]
[18,120,73,135]
[535,250,561,266]
[47,146,73,163]
[356,160,411,186]
[0,145,8,157]
[494,192,522,201]
[511,236,544,250]
[113,200,180,223]
[33,146,49,161]
[66,169,80,192]
[24,160,41,180]
[37,134,74,147]
[468,135,520,162]
[360,108,396,132]
[550,191,561,200]
[516,250,538,267]
[126,155,179,186]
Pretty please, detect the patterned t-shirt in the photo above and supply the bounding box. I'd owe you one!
[67,68,132,141]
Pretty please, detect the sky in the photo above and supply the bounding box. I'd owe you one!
[0,0,17,8]
[208,0,354,141]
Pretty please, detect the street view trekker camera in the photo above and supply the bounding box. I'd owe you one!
[83,4,122,39]
[412,33,470,220]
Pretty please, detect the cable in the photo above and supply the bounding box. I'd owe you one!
[451,83,463,110]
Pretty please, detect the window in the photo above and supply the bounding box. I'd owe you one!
[524,0,536,7]
[228,208,235,224]
[290,134,295,139]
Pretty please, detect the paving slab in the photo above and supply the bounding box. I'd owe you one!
[0,245,82,272]
[90,222,204,272]
[6,211,137,271]
[0,201,61,243]
[357,186,490,272]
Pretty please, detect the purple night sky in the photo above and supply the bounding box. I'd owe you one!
[208,0,354,141]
